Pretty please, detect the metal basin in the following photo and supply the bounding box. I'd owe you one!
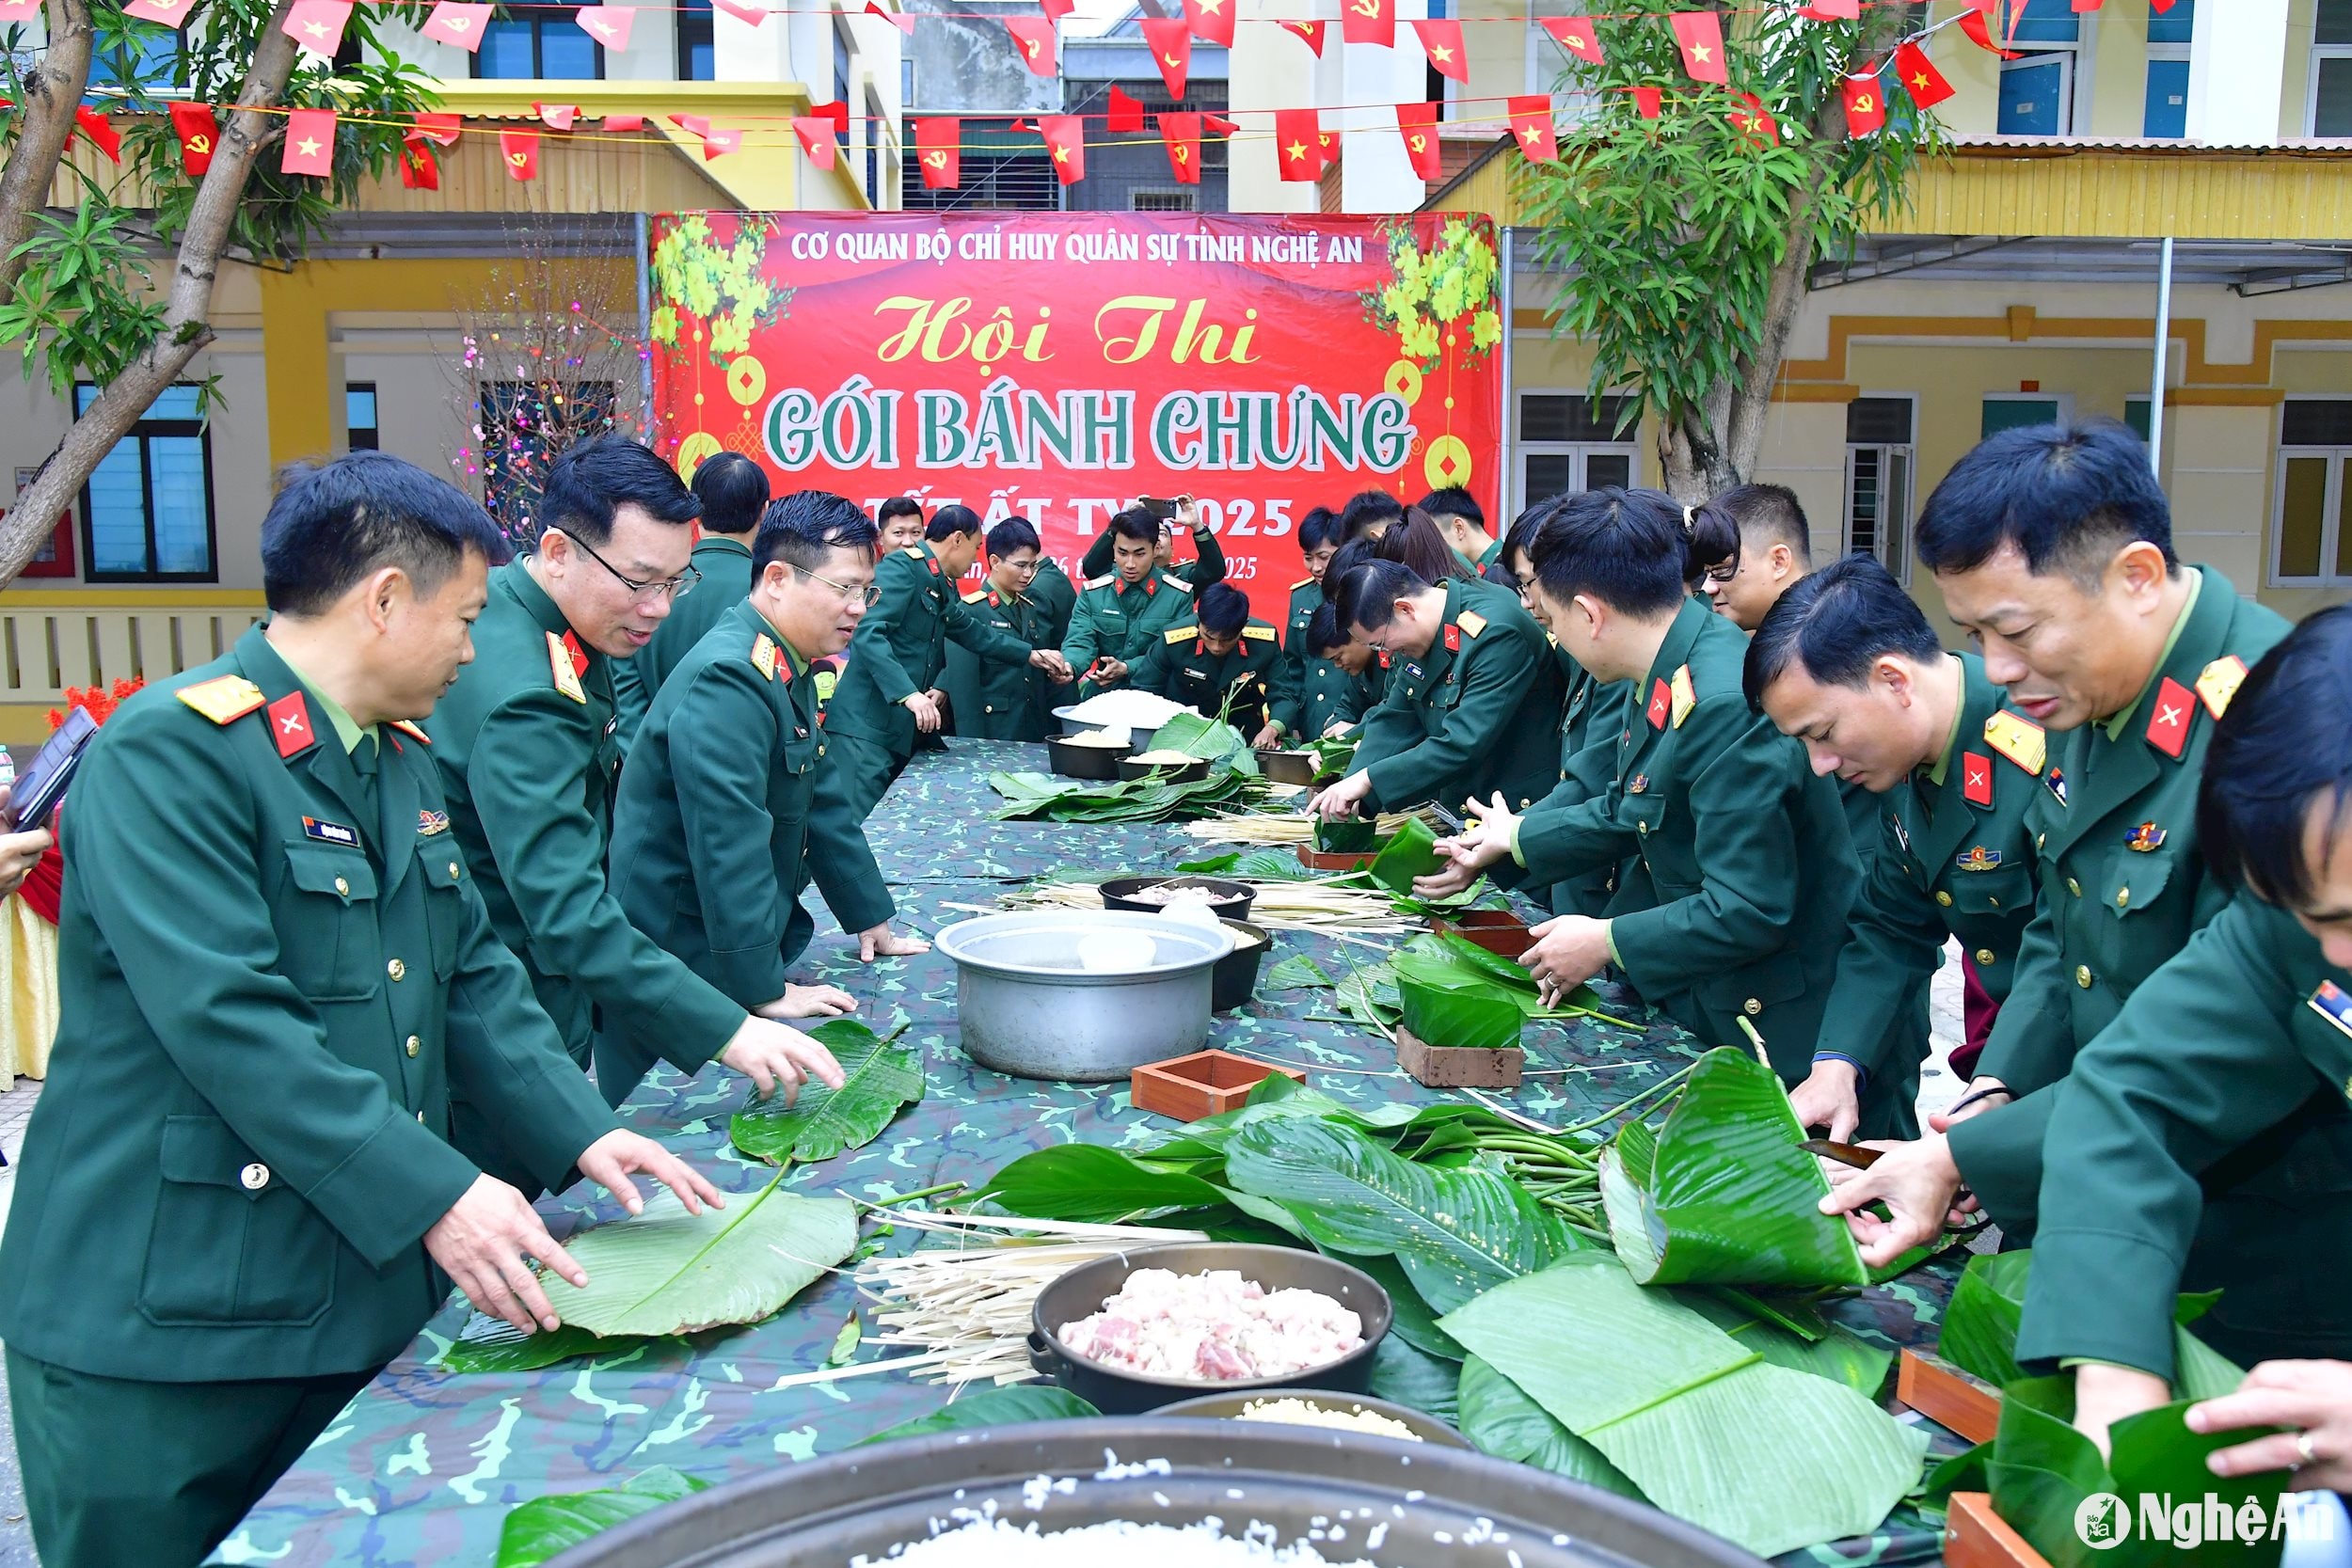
[547,1417,1771,1568]
[936,911,1233,1082]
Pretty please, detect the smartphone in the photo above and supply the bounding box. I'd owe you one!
[1136,496,1181,522]
[9,705,97,831]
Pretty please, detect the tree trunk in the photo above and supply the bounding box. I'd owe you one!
[0,0,95,307]
[0,3,300,584]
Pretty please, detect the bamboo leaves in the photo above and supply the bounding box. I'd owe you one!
[730,1021,924,1164]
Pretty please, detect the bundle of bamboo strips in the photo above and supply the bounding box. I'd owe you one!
[1178,809,1433,847]
[996,878,1418,939]
[853,1212,1211,1388]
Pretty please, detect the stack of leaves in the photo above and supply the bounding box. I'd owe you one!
[1002,857,1423,938]
[1365,816,1445,896]
[989,767,1263,823]
[1175,804,1417,847]
[1151,708,1259,772]
[730,1021,924,1164]
[1336,931,1635,1044]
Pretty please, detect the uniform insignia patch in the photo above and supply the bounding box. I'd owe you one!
[417,809,451,836]
[987,592,1001,608]
[1984,709,2046,775]
[1628,774,1648,795]
[1645,678,1672,730]
[2146,676,2195,760]
[177,674,265,725]
[1086,575,1117,590]
[1456,610,1487,638]
[1443,624,1461,653]
[902,546,927,559]
[2309,979,2352,1045]
[1669,666,1696,729]
[267,691,316,758]
[1291,576,1315,591]
[1404,661,1423,680]
[1166,626,1193,644]
[2046,767,2068,807]
[927,556,942,576]
[1377,650,1392,669]
[2125,821,2167,852]
[302,815,358,847]
[1963,752,1993,808]
[2196,655,2248,721]
[548,632,587,704]
[1242,624,1274,641]
[389,719,431,745]
[1955,845,2002,872]
[752,633,779,681]
[1163,573,1194,593]
[961,587,987,604]
[1892,816,1911,854]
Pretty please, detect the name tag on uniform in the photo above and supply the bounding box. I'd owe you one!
[302,816,359,847]
[2311,980,2352,1045]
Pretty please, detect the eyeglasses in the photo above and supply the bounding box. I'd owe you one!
[1703,562,1740,585]
[562,531,701,603]
[800,566,882,608]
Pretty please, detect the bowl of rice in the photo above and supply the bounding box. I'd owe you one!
[1098,875,1255,922]
[1154,1388,1474,1450]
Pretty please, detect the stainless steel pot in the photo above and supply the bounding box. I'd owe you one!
[936,911,1234,1082]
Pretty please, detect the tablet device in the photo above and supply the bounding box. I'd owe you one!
[10,704,97,830]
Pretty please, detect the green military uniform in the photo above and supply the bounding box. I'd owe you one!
[1130,616,1295,736]
[1534,664,1630,922]
[1509,599,1864,1095]
[1344,575,1565,815]
[610,533,755,752]
[945,582,1061,741]
[1947,567,2289,1208]
[423,561,745,1181]
[1061,568,1200,692]
[1279,573,1366,740]
[1030,556,1079,645]
[2012,896,2352,1376]
[0,628,614,1568]
[825,541,1039,818]
[601,599,896,1102]
[1818,655,2042,1140]
[1080,517,1226,590]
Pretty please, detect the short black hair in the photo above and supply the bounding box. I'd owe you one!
[1502,496,1565,573]
[537,433,699,547]
[262,451,511,617]
[877,496,924,525]
[2199,606,2352,908]
[1331,559,1430,635]
[755,490,879,575]
[1109,507,1161,546]
[1417,486,1486,532]
[1528,487,1708,618]
[987,518,1041,558]
[1198,582,1248,637]
[1742,555,1943,711]
[1298,505,1342,554]
[691,451,770,536]
[1915,419,2175,585]
[1321,536,1379,603]
[1708,483,1810,566]
[1378,508,1474,584]
[1340,489,1406,541]
[1304,601,1348,658]
[927,503,983,542]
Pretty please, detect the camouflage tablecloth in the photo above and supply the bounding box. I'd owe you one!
[222,739,1958,1568]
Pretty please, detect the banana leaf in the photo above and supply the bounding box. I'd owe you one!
[1222,1118,1578,1313]
[1682,1291,1893,1399]
[1598,1047,1869,1290]
[496,1465,708,1568]
[1393,932,1613,1020]
[1152,708,1253,768]
[439,1317,648,1374]
[856,1386,1100,1447]
[1939,1250,2246,1401]
[975,1142,1230,1223]
[1314,815,1380,853]
[1438,1255,1931,1558]
[1343,1250,1466,1360]
[729,1021,923,1164]
[1456,1354,1645,1499]
[541,1176,855,1338]
[1366,816,1444,895]
[1394,971,1523,1053]
[988,768,1263,824]
[1263,954,1333,990]
[1367,1333,1461,1424]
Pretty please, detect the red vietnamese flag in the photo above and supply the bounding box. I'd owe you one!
[1275,108,1320,182]
[421,1,489,51]
[281,0,351,55]
[813,99,850,135]
[1413,19,1468,84]
[1540,16,1602,65]
[168,103,219,176]
[1202,111,1238,137]
[1039,0,1073,21]
[670,113,711,137]
[535,102,580,131]
[1726,89,1777,145]
[398,133,439,189]
[575,6,633,51]
[0,0,34,17]
[1958,8,2021,57]
[866,1,914,35]
[1160,110,1201,184]
[73,106,121,161]
[1006,17,1056,74]
[500,128,540,181]
[1894,40,1954,107]
[709,0,766,24]
[123,0,197,25]
[1039,115,1085,182]
[1631,85,1663,119]
[1669,11,1727,85]
[1142,18,1191,98]
[280,107,336,177]
[1507,94,1558,163]
[914,117,960,187]
[1796,0,1858,16]
[1340,0,1391,49]
[791,118,834,166]
[2072,0,2103,8]
[1395,101,1441,181]
[1277,19,1326,54]
[604,113,644,131]
[1106,86,1145,134]
[1181,0,1232,47]
[411,111,462,146]
[705,126,744,158]
[1842,72,1885,135]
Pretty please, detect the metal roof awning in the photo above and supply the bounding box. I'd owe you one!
[1809,235,2352,295]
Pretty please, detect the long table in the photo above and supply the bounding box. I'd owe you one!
[221,739,1958,1567]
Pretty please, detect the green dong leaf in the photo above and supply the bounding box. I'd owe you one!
[730,1021,925,1164]
[496,1465,710,1568]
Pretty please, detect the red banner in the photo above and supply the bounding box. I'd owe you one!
[647,212,1503,620]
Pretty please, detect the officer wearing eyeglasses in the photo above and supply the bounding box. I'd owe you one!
[611,451,769,752]
[424,436,845,1192]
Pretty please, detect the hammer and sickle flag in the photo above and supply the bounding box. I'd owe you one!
[1160,111,1202,185]
[1341,0,1391,49]
[914,117,961,189]
[1006,16,1057,76]
[1395,102,1442,181]
[500,128,540,182]
[169,103,220,175]
[1843,72,1886,135]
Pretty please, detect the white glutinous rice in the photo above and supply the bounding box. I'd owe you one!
[858,1517,1382,1566]
[1064,690,1192,730]
[1233,1400,1422,1442]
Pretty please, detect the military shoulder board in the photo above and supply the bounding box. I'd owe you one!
[901,546,927,559]
[1669,666,1696,729]
[1983,709,2046,776]
[2196,656,2248,720]
[961,588,988,604]
[1291,576,1314,591]
[751,633,779,682]
[389,719,431,745]
[1166,626,1194,644]
[1456,610,1487,639]
[177,674,265,725]
[1086,574,1118,590]
[1242,624,1275,641]
[547,632,587,704]
[1163,573,1194,594]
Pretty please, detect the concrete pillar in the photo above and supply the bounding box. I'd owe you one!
[2164,400,2275,587]
[2185,0,2289,144]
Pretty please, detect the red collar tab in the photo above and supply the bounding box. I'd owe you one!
[2146,676,2195,759]
[1443,624,1461,653]
[267,691,317,759]
[561,630,590,678]
[927,555,942,576]
[1963,751,1993,808]
[1377,650,1392,669]
[1645,678,1672,730]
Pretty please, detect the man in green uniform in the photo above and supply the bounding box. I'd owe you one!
[945,519,1063,742]
[0,453,718,1568]
[1697,483,1812,633]
[1305,557,1564,821]
[1420,485,1503,577]
[1746,556,2041,1142]
[1279,508,1347,734]
[1130,582,1295,744]
[1298,603,1383,740]
[1079,495,1226,589]
[611,451,769,752]
[875,495,927,554]
[1999,608,2352,1450]
[424,436,845,1188]
[602,493,920,1105]
[824,504,1071,820]
[1061,508,1202,693]
[1420,488,1862,1094]
[1823,422,2329,1364]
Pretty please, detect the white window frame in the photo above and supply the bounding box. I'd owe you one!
[2143,42,2189,137]
[1129,188,1199,212]
[1842,391,1917,586]
[2270,397,2352,587]
[2309,40,2352,137]
[1515,386,1639,517]
[1997,3,2096,135]
[1999,51,2076,135]
[1979,391,2074,436]
[1523,2,1597,121]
